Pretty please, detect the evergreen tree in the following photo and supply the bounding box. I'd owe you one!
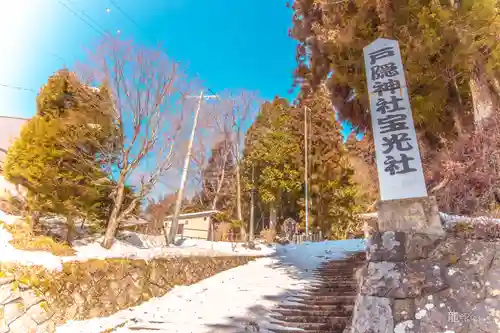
[291,0,500,140]
[4,70,123,240]
[242,98,303,230]
[291,0,500,209]
[344,132,378,210]
[242,95,361,238]
[303,90,362,239]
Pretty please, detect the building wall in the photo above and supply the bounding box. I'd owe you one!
[0,116,29,165]
[164,215,212,240]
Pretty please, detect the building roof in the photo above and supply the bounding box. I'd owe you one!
[359,212,378,219]
[165,210,220,220]
[120,216,151,227]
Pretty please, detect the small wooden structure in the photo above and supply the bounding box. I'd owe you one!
[164,210,220,240]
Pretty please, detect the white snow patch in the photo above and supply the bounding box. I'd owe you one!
[274,239,365,275]
[425,303,434,310]
[0,215,276,271]
[0,210,21,225]
[440,212,500,227]
[56,239,365,333]
[0,207,363,274]
[394,320,414,333]
[0,224,66,270]
[0,175,26,200]
[415,309,427,320]
[71,235,277,261]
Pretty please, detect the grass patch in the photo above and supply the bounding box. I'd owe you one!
[0,221,75,256]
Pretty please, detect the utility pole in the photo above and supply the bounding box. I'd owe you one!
[166,90,218,245]
[304,105,309,238]
[249,163,255,242]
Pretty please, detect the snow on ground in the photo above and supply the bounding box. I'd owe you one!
[0,209,22,225]
[440,212,500,226]
[71,235,276,261]
[274,239,366,273]
[0,175,26,200]
[0,216,275,271]
[56,239,365,333]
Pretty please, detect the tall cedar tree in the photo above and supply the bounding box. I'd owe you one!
[242,96,361,238]
[291,0,500,203]
[4,70,121,240]
[242,98,303,230]
[291,0,500,137]
[344,133,378,209]
[301,91,362,239]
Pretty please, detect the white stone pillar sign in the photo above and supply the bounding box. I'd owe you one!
[363,38,427,201]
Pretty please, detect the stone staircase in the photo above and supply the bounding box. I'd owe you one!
[268,252,366,333]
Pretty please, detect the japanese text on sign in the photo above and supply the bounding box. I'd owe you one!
[363,38,427,201]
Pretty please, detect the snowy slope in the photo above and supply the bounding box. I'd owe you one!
[56,239,365,333]
[0,222,276,271]
[0,175,26,200]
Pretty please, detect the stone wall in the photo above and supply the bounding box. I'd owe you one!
[350,197,500,333]
[0,275,55,333]
[0,256,255,333]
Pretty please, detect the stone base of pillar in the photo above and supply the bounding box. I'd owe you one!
[350,196,447,333]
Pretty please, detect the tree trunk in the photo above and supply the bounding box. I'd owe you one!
[451,75,466,137]
[211,150,229,210]
[270,205,277,231]
[102,181,126,249]
[29,211,40,231]
[235,154,243,222]
[469,65,497,128]
[66,216,75,243]
[249,164,255,242]
[239,223,247,241]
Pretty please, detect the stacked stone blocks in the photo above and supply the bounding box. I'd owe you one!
[351,196,500,333]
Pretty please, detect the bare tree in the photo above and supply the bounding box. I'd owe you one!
[193,93,259,221]
[222,91,260,235]
[202,104,234,211]
[77,38,195,249]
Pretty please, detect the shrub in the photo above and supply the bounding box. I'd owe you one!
[259,228,276,244]
[214,222,233,241]
[428,114,500,217]
[0,221,75,256]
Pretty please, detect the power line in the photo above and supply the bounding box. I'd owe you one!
[108,0,141,30]
[48,52,67,65]
[65,0,111,36]
[57,0,105,37]
[0,84,36,93]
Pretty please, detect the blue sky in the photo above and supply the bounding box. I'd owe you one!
[0,0,363,199]
[0,0,360,141]
[0,1,297,118]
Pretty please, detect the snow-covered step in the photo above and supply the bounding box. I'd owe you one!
[267,251,366,333]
